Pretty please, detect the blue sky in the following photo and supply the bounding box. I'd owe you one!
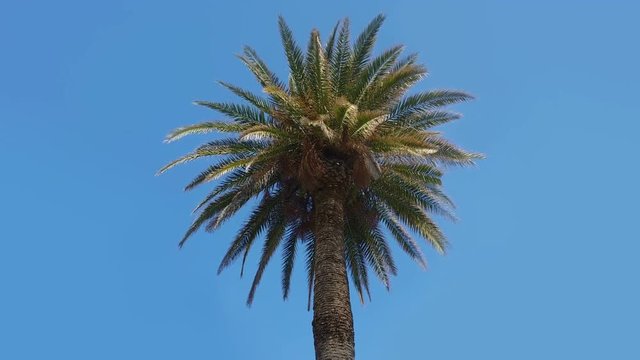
[1,0,639,359]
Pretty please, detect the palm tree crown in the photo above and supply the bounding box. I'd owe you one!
[159,14,481,307]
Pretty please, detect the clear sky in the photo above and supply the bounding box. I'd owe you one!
[1,0,639,359]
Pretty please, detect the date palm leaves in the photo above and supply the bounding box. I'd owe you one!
[159,14,481,306]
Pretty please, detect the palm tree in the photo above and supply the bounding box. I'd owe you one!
[159,14,480,360]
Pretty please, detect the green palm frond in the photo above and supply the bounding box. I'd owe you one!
[368,133,439,157]
[218,81,274,115]
[164,121,246,143]
[238,46,286,90]
[239,124,287,141]
[359,61,426,111]
[377,202,427,269]
[344,219,370,303]
[356,218,395,289]
[263,85,304,119]
[389,53,419,73]
[351,45,403,105]
[396,110,461,129]
[334,98,358,131]
[206,177,271,231]
[192,164,275,212]
[278,16,306,97]
[191,169,247,212]
[305,29,330,113]
[194,101,268,125]
[281,220,302,300]
[330,19,352,96]
[350,14,386,82]
[303,232,315,311]
[383,163,442,185]
[351,113,388,139]
[421,136,484,166]
[380,170,456,220]
[371,181,448,253]
[184,156,253,191]
[217,188,284,274]
[389,90,473,122]
[157,139,265,175]
[324,20,341,61]
[247,201,287,305]
[179,190,238,247]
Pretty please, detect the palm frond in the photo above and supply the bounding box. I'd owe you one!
[163,121,245,143]
[157,139,265,175]
[395,110,461,129]
[348,194,397,287]
[351,45,403,105]
[184,156,253,191]
[351,114,388,139]
[304,232,315,311]
[239,124,287,141]
[179,190,238,247]
[425,136,485,166]
[380,170,456,220]
[350,14,386,79]
[344,219,370,303]
[278,16,306,96]
[333,98,358,131]
[359,61,426,110]
[371,185,448,253]
[377,202,426,268]
[263,85,304,119]
[368,133,439,157]
[389,53,419,73]
[218,81,274,115]
[389,90,473,122]
[238,46,286,90]
[324,20,341,60]
[247,202,287,306]
[192,164,275,213]
[217,189,283,274]
[281,220,301,300]
[330,19,352,96]
[354,217,395,289]
[194,101,268,125]
[207,174,274,231]
[305,29,330,113]
[383,163,442,185]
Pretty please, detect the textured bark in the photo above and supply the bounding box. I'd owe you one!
[312,162,355,360]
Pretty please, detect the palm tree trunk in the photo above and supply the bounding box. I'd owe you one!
[312,187,355,360]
